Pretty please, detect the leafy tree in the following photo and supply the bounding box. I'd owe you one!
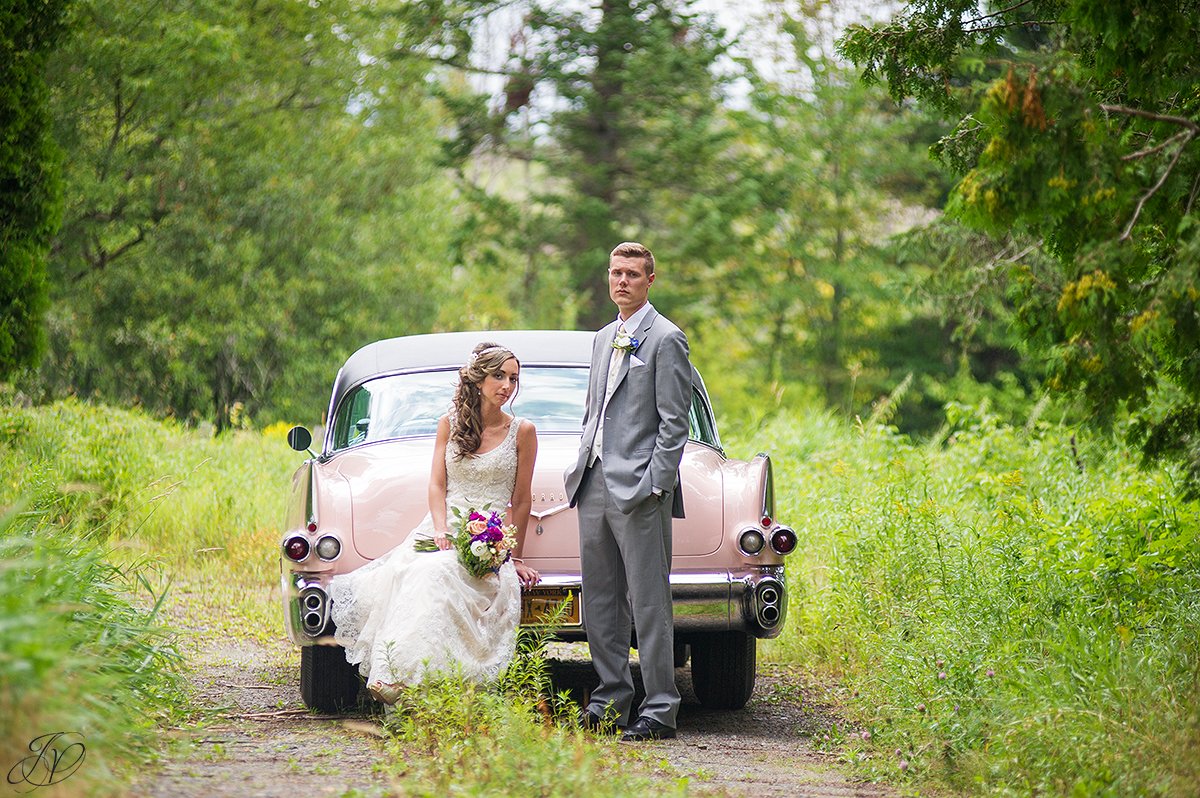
[441,0,743,328]
[717,3,948,416]
[841,1,1200,486]
[34,0,457,428]
[0,0,70,380]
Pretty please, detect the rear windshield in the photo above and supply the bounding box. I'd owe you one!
[328,365,720,453]
[330,367,590,451]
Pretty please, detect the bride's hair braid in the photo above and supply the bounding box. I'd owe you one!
[450,342,518,459]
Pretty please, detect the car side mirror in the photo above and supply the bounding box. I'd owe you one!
[287,425,315,456]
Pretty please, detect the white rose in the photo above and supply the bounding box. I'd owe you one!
[470,540,488,558]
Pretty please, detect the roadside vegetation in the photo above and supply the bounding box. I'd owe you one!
[0,399,290,794]
[739,401,1200,796]
[5,397,1198,796]
[1,400,674,796]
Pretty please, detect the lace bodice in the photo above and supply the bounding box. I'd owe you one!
[444,417,521,515]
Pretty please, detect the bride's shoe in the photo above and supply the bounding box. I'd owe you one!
[368,680,402,705]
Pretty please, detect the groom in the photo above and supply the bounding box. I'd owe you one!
[565,241,691,742]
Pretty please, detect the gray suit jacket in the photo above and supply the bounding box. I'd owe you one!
[564,307,690,518]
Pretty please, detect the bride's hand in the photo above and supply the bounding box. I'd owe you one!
[434,532,451,551]
[515,561,540,588]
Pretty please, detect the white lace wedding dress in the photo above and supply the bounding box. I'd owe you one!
[329,418,522,691]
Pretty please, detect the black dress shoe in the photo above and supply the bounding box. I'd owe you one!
[620,716,676,742]
[579,708,621,734]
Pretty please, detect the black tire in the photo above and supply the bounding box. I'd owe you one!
[673,640,690,668]
[690,631,756,710]
[300,644,361,713]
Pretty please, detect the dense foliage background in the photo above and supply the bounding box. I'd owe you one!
[2,0,1198,795]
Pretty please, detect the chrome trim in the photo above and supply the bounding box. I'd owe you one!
[530,504,570,520]
[757,453,775,520]
[284,572,334,644]
[528,567,787,640]
[284,567,788,647]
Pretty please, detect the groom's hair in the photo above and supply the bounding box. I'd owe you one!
[610,241,655,275]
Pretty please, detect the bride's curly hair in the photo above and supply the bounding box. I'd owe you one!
[450,342,519,458]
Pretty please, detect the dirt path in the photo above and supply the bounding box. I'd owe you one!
[131,593,896,798]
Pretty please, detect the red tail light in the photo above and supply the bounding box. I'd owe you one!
[284,535,310,561]
[770,527,797,555]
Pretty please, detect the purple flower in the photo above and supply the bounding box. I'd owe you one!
[860,730,871,741]
[469,511,487,522]
[916,703,926,713]
[938,671,947,680]
[986,668,995,678]
[899,759,909,772]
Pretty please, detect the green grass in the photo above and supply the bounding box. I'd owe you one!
[0,400,690,795]
[0,399,294,794]
[376,624,688,797]
[8,396,1198,796]
[733,401,1200,796]
[0,505,185,796]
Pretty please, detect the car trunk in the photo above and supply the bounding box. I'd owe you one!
[339,436,724,561]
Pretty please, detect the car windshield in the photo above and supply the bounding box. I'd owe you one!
[329,365,722,453]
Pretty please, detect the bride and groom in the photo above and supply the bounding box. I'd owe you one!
[329,241,692,742]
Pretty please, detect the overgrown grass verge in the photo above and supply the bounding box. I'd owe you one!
[735,402,1200,796]
[377,625,689,797]
[1,399,697,795]
[0,399,295,792]
[0,505,185,796]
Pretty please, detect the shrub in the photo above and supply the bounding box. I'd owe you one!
[732,402,1200,796]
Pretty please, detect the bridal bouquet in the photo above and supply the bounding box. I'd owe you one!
[415,507,517,578]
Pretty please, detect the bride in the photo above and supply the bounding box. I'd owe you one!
[329,342,542,703]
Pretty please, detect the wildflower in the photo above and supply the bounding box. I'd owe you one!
[938,671,947,680]
[936,659,944,667]
[986,668,995,678]
[916,703,926,713]
[860,730,871,741]
[894,748,902,757]
[899,759,909,772]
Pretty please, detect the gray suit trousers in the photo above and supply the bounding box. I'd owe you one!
[578,458,680,728]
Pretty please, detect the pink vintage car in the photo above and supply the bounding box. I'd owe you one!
[282,331,795,712]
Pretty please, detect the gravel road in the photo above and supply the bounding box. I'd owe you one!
[129,624,899,798]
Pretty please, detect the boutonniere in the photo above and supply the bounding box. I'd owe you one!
[611,329,640,354]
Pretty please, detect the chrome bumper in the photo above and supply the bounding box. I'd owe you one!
[283,566,787,646]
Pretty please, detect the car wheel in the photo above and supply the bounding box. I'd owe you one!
[673,640,690,668]
[300,644,361,713]
[690,631,755,709]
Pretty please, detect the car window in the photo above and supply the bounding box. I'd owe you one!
[330,367,591,451]
[330,366,721,452]
[688,387,720,448]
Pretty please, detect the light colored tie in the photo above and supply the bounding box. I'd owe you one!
[590,322,628,465]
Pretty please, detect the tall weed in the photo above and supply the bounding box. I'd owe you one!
[0,398,296,583]
[379,623,684,797]
[731,402,1200,796]
[0,399,296,792]
[0,506,184,796]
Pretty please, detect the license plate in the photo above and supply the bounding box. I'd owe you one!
[521,586,581,626]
